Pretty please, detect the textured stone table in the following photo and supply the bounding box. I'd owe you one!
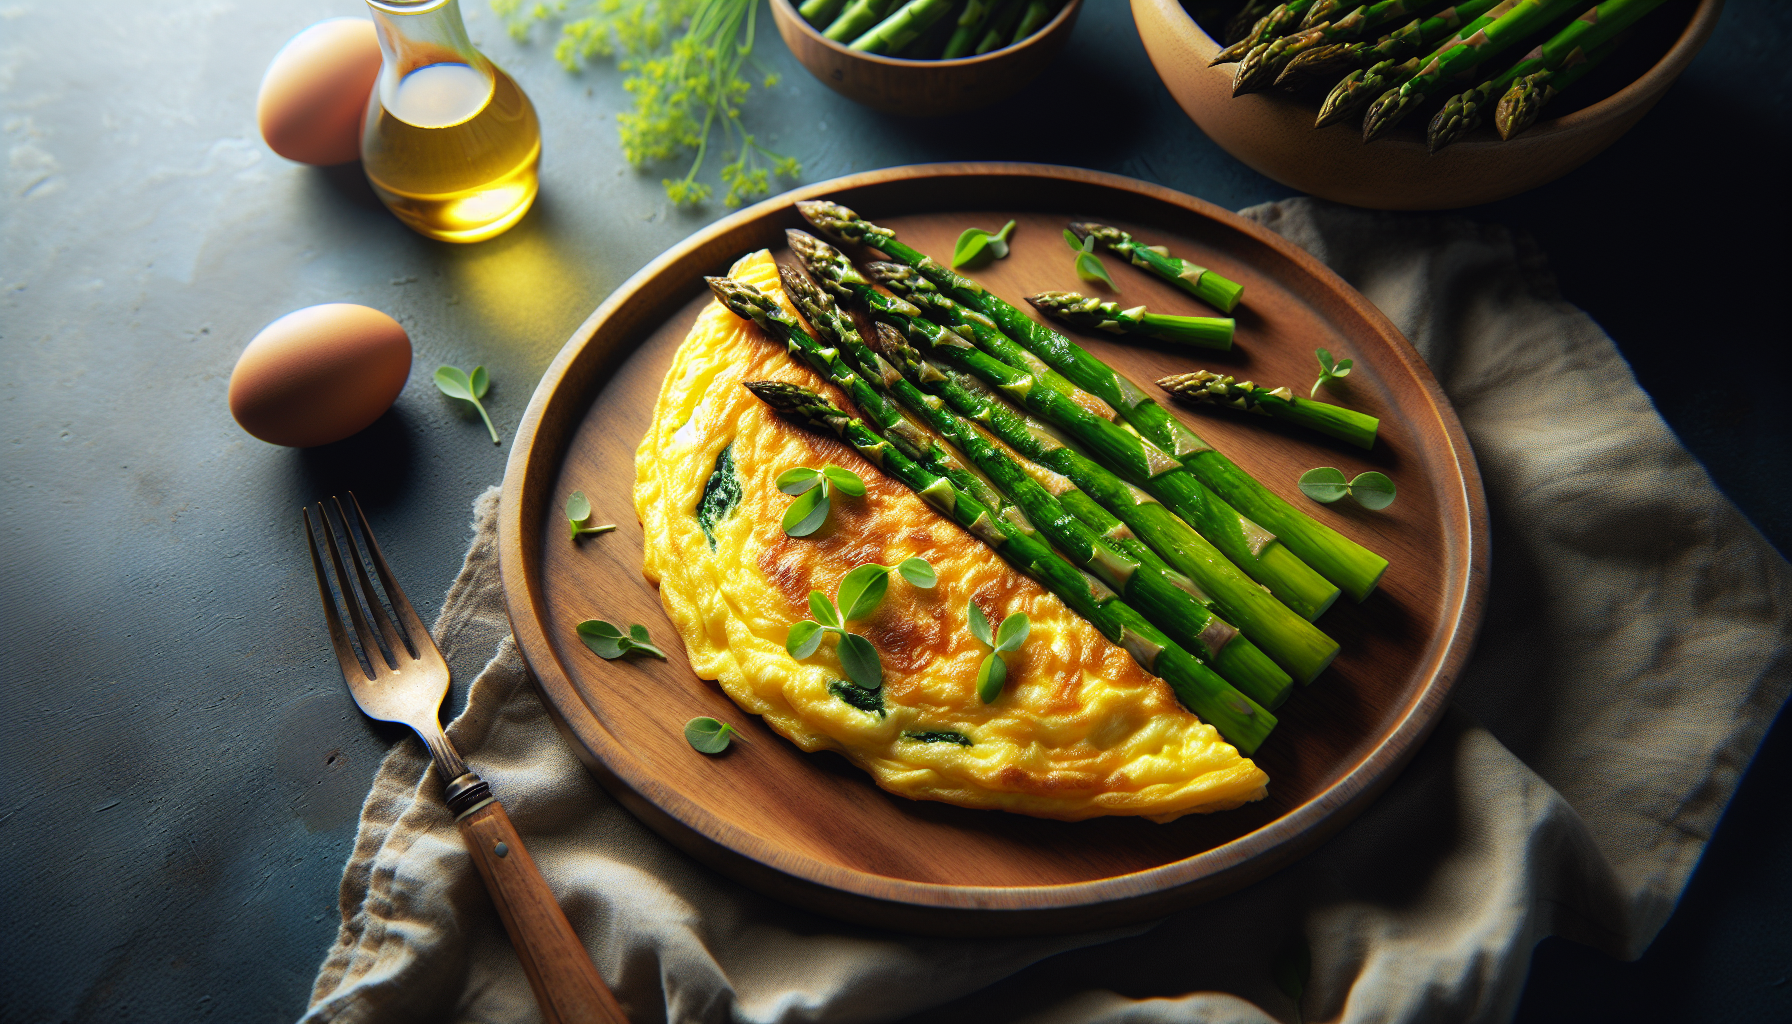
[1,1,1786,1020]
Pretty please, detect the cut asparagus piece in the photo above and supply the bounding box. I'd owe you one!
[1494,31,1620,138]
[779,259,1299,703]
[849,0,957,53]
[1160,370,1380,449]
[974,0,1025,51]
[1428,0,1662,151]
[1008,0,1056,45]
[1027,291,1236,350]
[1067,222,1245,314]
[800,0,852,30]
[797,201,1389,603]
[825,0,899,42]
[1362,0,1592,142]
[943,0,1001,58]
[744,380,1277,753]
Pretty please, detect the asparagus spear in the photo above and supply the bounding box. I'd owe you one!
[1234,0,1431,96]
[1067,223,1245,314]
[1212,0,1320,65]
[1427,0,1662,151]
[1160,370,1380,449]
[850,0,958,53]
[974,0,1025,51]
[745,380,1277,753]
[1305,0,1506,121]
[1494,31,1620,138]
[800,0,852,30]
[1362,0,1592,142]
[1009,0,1057,45]
[1226,0,1281,45]
[943,0,1000,58]
[1027,291,1236,350]
[840,253,1345,632]
[825,0,898,42]
[702,275,1013,525]
[799,201,1389,603]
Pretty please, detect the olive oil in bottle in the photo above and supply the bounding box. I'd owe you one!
[361,0,540,243]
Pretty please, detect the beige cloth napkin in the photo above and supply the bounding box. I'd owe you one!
[302,198,1792,1024]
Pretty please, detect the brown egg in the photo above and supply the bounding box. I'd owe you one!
[257,18,382,166]
[229,304,411,447]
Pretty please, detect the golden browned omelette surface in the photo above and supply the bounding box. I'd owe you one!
[634,251,1267,821]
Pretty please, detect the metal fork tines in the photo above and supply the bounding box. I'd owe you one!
[303,493,470,788]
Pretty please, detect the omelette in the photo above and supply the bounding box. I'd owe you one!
[634,251,1267,821]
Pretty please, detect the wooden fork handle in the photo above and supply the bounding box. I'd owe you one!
[456,796,630,1023]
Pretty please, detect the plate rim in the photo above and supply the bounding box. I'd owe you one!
[498,162,1491,931]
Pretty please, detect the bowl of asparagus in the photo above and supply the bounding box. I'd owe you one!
[1134,0,1722,209]
[771,0,1083,116]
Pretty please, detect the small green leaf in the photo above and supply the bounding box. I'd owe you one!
[1271,937,1311,1023]
[808,590,843,629]
[1298,467,1350,503]
[994,612,1031,653]
[1075,252,1116,290]
[777,467,822,495]
[903,729,971,746]
[566,491,592,525]
[836,631,883,690]
[434,365,474,400]
[897,556,937,589]
[1349,471,1397,510]
[1316,348,1336,374]
[837,563,891,622]
[821,465,866,497]
[829,678,886,716]
[629,624,651,644]
[1062,228,1085,251]
[1311,348,1354,397]
[684,716,736,754]
[576,619,626,659]
[470,365,490,400]
[966,601,994,647]
[782,486,830,536]
[953,229,991,269]
[976,651,1008,703]
[786,619,825,659]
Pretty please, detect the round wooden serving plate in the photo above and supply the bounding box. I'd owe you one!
[499,164,1489,935]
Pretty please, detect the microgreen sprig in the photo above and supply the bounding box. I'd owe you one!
[563,491,617,541]
[952,220,1017,270]
[777,464,866,537]
[1310,347,1353,398]
[1063,229,1117,290]
[1297,468,1397,510]
[684,716,743,754]
[434,365,500,444]
[576,620,667,660]
[785,559,935,690]
[967,602,1030,703]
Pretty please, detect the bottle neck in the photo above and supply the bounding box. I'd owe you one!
[366,0,494,128]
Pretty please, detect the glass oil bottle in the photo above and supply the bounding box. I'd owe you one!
[361,0,540,243]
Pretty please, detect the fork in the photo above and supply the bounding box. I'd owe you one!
[305,494,629,1024]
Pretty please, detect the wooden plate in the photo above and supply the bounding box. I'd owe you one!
[499,164,1488,935]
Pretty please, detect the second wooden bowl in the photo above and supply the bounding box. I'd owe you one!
[771,0,1084,117]
[1132,0,1723,210]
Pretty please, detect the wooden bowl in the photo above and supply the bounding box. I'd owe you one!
[1131,0,1723,209]
[771,0,1084,116]
[499,163,1489,934]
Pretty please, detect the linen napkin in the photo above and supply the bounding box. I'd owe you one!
[301,198,1792,1024]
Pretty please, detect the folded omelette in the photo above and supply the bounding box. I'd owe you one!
[634,251,1267,821]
